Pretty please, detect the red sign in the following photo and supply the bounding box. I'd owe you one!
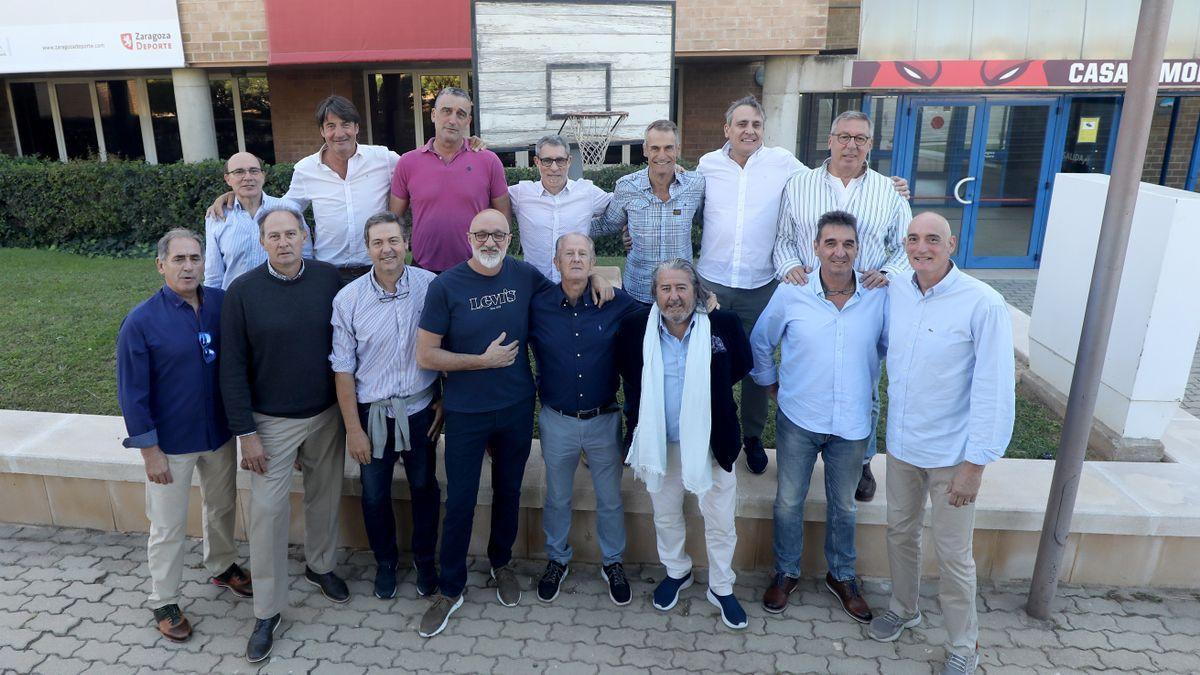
[120,33,134,50]
[850,59,1200,89]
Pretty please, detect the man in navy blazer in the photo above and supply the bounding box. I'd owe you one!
[616,258,753,630]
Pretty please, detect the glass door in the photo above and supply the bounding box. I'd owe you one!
[900,99,982,252]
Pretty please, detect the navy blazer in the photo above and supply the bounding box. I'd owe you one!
[615,307,754,473]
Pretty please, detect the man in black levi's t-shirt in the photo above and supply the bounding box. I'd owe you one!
[414,209,612,638]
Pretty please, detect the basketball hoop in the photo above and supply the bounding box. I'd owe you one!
[558,111,629,170]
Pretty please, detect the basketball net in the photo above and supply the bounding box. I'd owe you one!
[560,111,629,170]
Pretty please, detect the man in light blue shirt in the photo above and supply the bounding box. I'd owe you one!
[750,210,885,625]
[868,212,1014,675]
[204,152,311,289]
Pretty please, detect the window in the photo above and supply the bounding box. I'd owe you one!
[146,78,182,164]
[55,83,99,160]
[208,75,275,163]
[796,93,863,167]
[210,78,239,159]
[364,70,470,154]
[9,82,57,158]
[865,95,898,175]
[95,80,145,160]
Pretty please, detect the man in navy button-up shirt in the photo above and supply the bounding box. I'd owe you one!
[528,233,641,607]
[117,229,251,643]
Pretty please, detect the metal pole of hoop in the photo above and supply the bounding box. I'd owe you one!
[558,111,629,176]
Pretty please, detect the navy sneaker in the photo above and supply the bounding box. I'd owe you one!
[652,572,693,611]
[374,562,397,600]
[601,562,632,606]
[744,437,768,475]
[706,588,748,629]
[414,564,439,598]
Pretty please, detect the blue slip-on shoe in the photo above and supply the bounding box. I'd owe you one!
[706,588,748,629]
[652,572,693,611]
[245,613,281,663]
[373,562,397,600]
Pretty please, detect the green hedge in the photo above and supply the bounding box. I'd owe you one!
[0,157,691,258]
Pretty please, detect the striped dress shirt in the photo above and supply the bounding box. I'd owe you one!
[773,160,912,279]
[594,168,705,304]
[329,266,438,416]
[203,193,312,289]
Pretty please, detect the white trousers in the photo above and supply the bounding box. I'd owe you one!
[145,438,238,608]
[648,442,738,595]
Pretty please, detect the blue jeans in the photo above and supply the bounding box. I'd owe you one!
[439,398,535,598]
[773,411,865,581]
[357,404,440,573]
[538,407,625,565]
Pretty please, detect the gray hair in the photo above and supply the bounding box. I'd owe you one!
[434,86,473,108]
[644,119,679,144]
[815,210,859,242]
[314,95,361,127]
[157,228,204,261]
[363,211,409,244]
[255,203,306,236]
[830,109,874,138]
[535,133,570,157]
[651,258,712,314]
[724,95,766,125]
[553,232,595,258]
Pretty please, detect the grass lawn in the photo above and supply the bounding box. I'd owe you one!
[0,247,1062,459]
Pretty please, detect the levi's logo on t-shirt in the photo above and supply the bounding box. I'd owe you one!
[468,288,517,311]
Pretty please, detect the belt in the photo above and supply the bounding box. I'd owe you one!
[550,404,620,420]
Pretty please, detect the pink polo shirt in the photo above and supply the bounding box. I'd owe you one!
[390,140,508,272]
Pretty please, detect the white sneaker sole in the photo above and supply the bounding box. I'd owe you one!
[600,567,632,606]
[870,610,923,642]
[706,588,748,630]
[652,574,693,611]
[537,566,568,603]
[491,568,522,607]
[418,595,464,638]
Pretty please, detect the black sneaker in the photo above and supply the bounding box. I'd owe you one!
[744,437,768,474]
[856,461,877,502]
[414,564,439,598]
[537,560,569,603]
[374,562,398,600]
[601,562,632,606]
[304,567,350,603]
[245,613,280,663]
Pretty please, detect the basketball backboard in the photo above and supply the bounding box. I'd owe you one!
[471,0,674,149]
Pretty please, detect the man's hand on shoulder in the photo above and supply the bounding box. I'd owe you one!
[861,269,889,289]
[589,273,615,306]
[207,191,235,220]
[782,265,810,286]
[468,136,487,152]
[890,175,911,199]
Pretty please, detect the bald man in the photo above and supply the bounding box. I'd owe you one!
[414,210,614,637]
[204,152,312,290]
[867,212,1014,675]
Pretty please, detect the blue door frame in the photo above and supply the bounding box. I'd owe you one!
[892,95,1060,268]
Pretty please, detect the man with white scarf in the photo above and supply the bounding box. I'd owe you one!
[615,258,754,630]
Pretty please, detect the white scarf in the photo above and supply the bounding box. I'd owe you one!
[628,304,713,495]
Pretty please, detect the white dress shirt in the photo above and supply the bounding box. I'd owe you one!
[885,263,1015,468]
[509,178,612,282]
[284,143,400,268]
[696,143,806,289]
[750,270,887,440]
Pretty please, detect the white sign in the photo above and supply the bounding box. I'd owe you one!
[0,0,184,74]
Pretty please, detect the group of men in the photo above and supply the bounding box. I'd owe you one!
[117,88,1013,674]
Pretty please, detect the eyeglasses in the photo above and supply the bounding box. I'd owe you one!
[469,231,511,244]
[197,331,217,364]
[377,272,410,303]
[831,133,872,147]
[536,157,570,167]
[225,167,264,177]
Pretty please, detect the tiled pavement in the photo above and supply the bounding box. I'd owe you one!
[2,523,1200,674]
[978,276,1200,417]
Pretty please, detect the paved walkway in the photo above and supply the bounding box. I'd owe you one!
[2,524,1199,674]
[977,276,1200,417]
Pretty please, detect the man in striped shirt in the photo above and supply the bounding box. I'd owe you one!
[773,110,913,502]
[330,212,442,601]
[204,152,312,290]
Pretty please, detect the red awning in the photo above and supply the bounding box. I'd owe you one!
[264,0,471,65]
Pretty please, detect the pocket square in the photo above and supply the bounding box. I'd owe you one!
[711,335,727,353]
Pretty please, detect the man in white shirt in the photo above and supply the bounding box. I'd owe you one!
[509,134,611,281]
[749,210,884,625]
[772,110,914,500]
[867,212,1014,675]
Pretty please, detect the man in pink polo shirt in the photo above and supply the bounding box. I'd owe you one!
[389,87,511,273]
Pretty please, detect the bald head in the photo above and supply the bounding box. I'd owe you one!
[224,151,264,197]
[468,209,511,271]
[904,211,956,285]
[907,211,952,239]
[470,209,510,232]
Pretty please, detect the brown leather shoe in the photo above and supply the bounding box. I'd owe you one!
[152,604,192,642]
[211,562,253,598]
[762,572,799,614]
[825,572,873,623]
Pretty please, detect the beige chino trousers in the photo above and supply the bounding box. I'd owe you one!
[885,453,979,658]
[248,404,345,619]
[145,438,238,608]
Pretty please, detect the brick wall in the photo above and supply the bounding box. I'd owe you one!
[1141,97,1200,190]
[825,1,860,51]
[178,0,270,66]
[675,0,828,55]
[268,69,366,163]
[679,62,763,162]
[0,84,16,156]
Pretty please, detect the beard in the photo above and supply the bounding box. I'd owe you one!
[474,249,504,269]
